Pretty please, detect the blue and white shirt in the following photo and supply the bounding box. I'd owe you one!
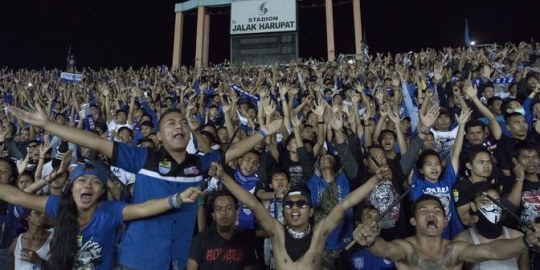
[112,142,220,270]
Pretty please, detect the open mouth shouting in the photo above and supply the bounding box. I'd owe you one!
[426,218,438,230]
[80,192,95,204]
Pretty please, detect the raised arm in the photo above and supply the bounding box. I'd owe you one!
[318,168,387,237]
[388,108,407,154]
[456,234,529,264]
[224,119,282,163]
[464,81,502,140]
[452,108,472,172]
[209,162,281,236]
[9,104,114,159]
[0,183,48,213]
[352,210,408,262]
[122,187,201,221]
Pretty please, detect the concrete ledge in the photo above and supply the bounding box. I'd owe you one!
[175,0,233,12]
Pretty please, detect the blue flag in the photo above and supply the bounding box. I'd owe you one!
[464,19,471,47]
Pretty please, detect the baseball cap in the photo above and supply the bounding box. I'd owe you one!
[283,189,312,207]
[69,160,108,186]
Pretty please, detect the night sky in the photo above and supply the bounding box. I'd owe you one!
[1,0,539,70]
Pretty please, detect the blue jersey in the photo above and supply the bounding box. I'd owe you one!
[410,165,464,239]
[112,142,219,270]
[350,248,394,270]
[45,195,126,270]
[305,173,354,250]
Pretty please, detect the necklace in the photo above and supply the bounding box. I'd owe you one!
[287,224,311,239]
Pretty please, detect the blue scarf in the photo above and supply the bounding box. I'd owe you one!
[234,167,260,229]
[230,83,260,102]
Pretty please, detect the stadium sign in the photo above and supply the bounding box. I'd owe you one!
[230,0,296,35]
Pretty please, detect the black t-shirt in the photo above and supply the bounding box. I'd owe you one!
[496,132,540,173]
[453,178,500,207]
[515,179,540,230]
[189,229,257,270]
[357,162,409,241]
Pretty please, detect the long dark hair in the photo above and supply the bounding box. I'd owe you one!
[46,184,79,270]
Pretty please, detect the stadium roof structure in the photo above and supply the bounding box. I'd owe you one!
[172,0,364,68]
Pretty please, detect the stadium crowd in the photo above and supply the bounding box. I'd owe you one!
[1,41,540,270]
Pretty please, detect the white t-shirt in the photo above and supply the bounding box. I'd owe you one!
[431,125,459,160]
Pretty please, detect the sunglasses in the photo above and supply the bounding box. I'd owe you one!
[284,200,310,209]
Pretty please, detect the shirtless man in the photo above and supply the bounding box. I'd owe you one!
[352,194,540,269]
[208,162,389,270]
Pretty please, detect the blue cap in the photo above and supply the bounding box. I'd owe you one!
[69,160,108,186]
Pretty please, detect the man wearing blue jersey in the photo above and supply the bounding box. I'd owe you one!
[9,105,283,270]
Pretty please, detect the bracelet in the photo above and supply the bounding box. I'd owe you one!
[318,121,325,124]
[516,178,524,182]
[258,129,268,139]
[364,124,371,127]
[169,193,183,209]
[523,235,534,249]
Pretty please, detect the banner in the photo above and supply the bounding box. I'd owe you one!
[231,0,296,35]
[61,72,83,82]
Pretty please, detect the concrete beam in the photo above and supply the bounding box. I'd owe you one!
[172,12,184,70]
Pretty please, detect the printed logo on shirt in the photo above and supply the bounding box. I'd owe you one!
[159,160,171,174]
[352,257,365,269]
[453,189,459,203]
[367,180,400,229]
[75,237,103,269]
[520,190,540,230]
[422,186,452,222]
[184,166,200,175]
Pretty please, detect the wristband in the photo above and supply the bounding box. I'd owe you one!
[318,121,325,124]
[169,193,183,209]
[258,129,267,139]
[523,235,534,249]
[516,178,524,182]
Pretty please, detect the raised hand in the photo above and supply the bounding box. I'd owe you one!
[311,98,326,117]
[388,108,401,124]
[279,83,290,98]
[222,96,232,113]
[456,107,472,125]
[512,158,525,180]
[352,221,381,247]
[463,81,477,98]
[353,82,364,93]
[8,104,49,129]
[433,62,443,81]
[419,106,440,129]
[178,187,202,204]
[59,149,73,173]
[350,91,361,104]
[379,103,390,117]
[330,112,343,131]
[481,65,493,79]
[376,166,392,182]
[260,119,284,136]
[39,140,51,158]
[209,162,225,179]
[290,113,302,128]
[262,98,276,117]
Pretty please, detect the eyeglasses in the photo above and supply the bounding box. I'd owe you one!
[284,200,310,209]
